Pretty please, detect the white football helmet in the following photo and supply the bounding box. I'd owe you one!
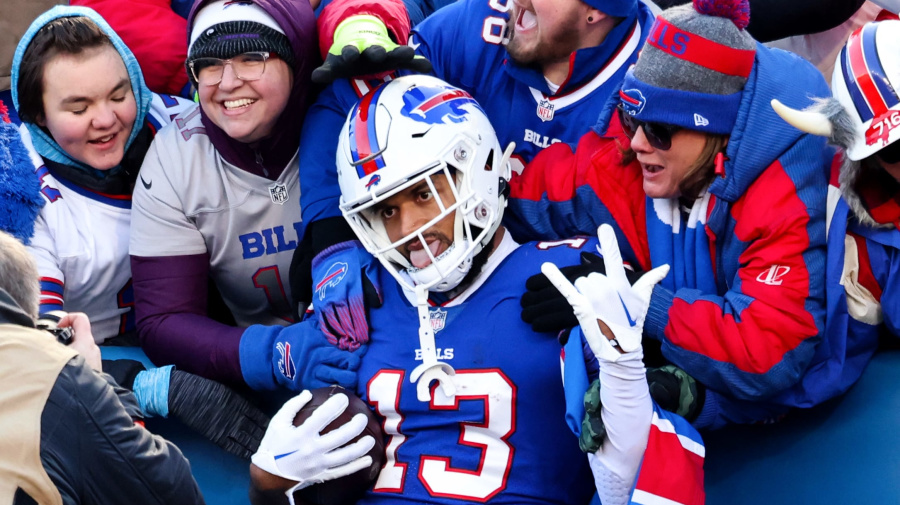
[832,20,900,161]
[337,75,513,293]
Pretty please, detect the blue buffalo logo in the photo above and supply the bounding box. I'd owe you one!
[315,261,349,301]
[619,89,646,116]
[365,174,381,189]
[401,84,482,125]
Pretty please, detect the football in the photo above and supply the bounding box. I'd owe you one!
[292,385,385,505]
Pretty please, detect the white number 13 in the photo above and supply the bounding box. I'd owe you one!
[367,369,516,502]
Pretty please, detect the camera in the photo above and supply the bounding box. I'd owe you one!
[36,312,74,346]
[39,325,74,346]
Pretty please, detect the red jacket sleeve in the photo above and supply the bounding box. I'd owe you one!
[507,121,651,271]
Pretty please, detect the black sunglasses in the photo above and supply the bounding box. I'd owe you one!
[617,104,682,151]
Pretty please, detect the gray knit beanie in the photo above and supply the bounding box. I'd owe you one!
[619,0,757,134]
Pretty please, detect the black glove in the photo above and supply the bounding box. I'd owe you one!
[312,44,433,84]
[521,252,641,333]
[168,370,271,460]
[311,15,432,84]
[579,378,606,453]
[646,365,705,423]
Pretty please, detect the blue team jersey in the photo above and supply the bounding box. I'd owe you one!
[355,238,596,504]
[298,0,655,234]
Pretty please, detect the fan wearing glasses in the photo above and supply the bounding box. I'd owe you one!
[128,0,339,390]
[514,0,854,432]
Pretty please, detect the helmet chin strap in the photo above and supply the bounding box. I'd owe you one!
[409,286,457,402]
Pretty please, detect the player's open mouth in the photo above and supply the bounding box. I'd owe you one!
[515,8,537,33]
[224,98,257,110]
[409,239,444,269]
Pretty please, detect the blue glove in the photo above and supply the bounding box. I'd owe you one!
[240,322,366,392]
[311,240,382,352]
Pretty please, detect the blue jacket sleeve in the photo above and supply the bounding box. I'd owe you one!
[298,79,370,235]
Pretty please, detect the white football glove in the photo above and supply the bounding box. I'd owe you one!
[542,224,670,362]
[251,390,376,504]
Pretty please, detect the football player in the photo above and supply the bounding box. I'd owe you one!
[242,75,705,505]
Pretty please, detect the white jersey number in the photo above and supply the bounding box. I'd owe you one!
[368,369,516,501]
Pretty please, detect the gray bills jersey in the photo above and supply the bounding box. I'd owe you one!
[130,104,301,326]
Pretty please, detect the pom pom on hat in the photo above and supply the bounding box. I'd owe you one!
[693,0,751,30]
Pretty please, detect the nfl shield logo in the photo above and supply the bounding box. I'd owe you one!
[269,183,289,205]
[430,308,447,333]
[537,98,555,122]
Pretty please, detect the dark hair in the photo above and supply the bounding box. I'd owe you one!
[17,16,113,124]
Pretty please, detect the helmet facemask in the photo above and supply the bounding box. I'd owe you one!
[343,140,507,294]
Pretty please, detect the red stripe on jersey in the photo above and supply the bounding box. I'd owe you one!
[634,422,705,505]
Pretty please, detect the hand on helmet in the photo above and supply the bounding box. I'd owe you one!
[312,15,432,84]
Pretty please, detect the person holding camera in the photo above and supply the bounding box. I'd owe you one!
[0,233,204,504]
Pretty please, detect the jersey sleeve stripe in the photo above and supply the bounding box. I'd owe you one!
[40,277,64,296]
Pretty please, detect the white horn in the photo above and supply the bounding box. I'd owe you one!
[771,99,833,137]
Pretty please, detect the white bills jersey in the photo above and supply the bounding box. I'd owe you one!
[25,93,193,343]
[130,103,300,327]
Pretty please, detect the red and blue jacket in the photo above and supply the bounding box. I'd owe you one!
[510,44,839,429]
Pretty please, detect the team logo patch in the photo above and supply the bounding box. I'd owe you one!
[365,174,381,189]
[269,183,289,205]
[401,83,482,125]
[315,262,349,300]
[430,308,447,333]
[619,89,646,116]
[537,98,555,122]
[276,341,295,380]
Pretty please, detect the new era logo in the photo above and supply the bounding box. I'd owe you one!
[693,114,709,127]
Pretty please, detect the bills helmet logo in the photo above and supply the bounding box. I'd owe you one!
[401,84,482,125]
[619,89,646,116]
[365,174,381,189]
[315,261,349,301]
[276,342,295,380]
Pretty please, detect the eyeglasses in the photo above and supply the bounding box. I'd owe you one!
[188,51,271,86]
[617,104,683,151]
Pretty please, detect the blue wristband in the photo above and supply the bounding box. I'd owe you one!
[132,365,174,418]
